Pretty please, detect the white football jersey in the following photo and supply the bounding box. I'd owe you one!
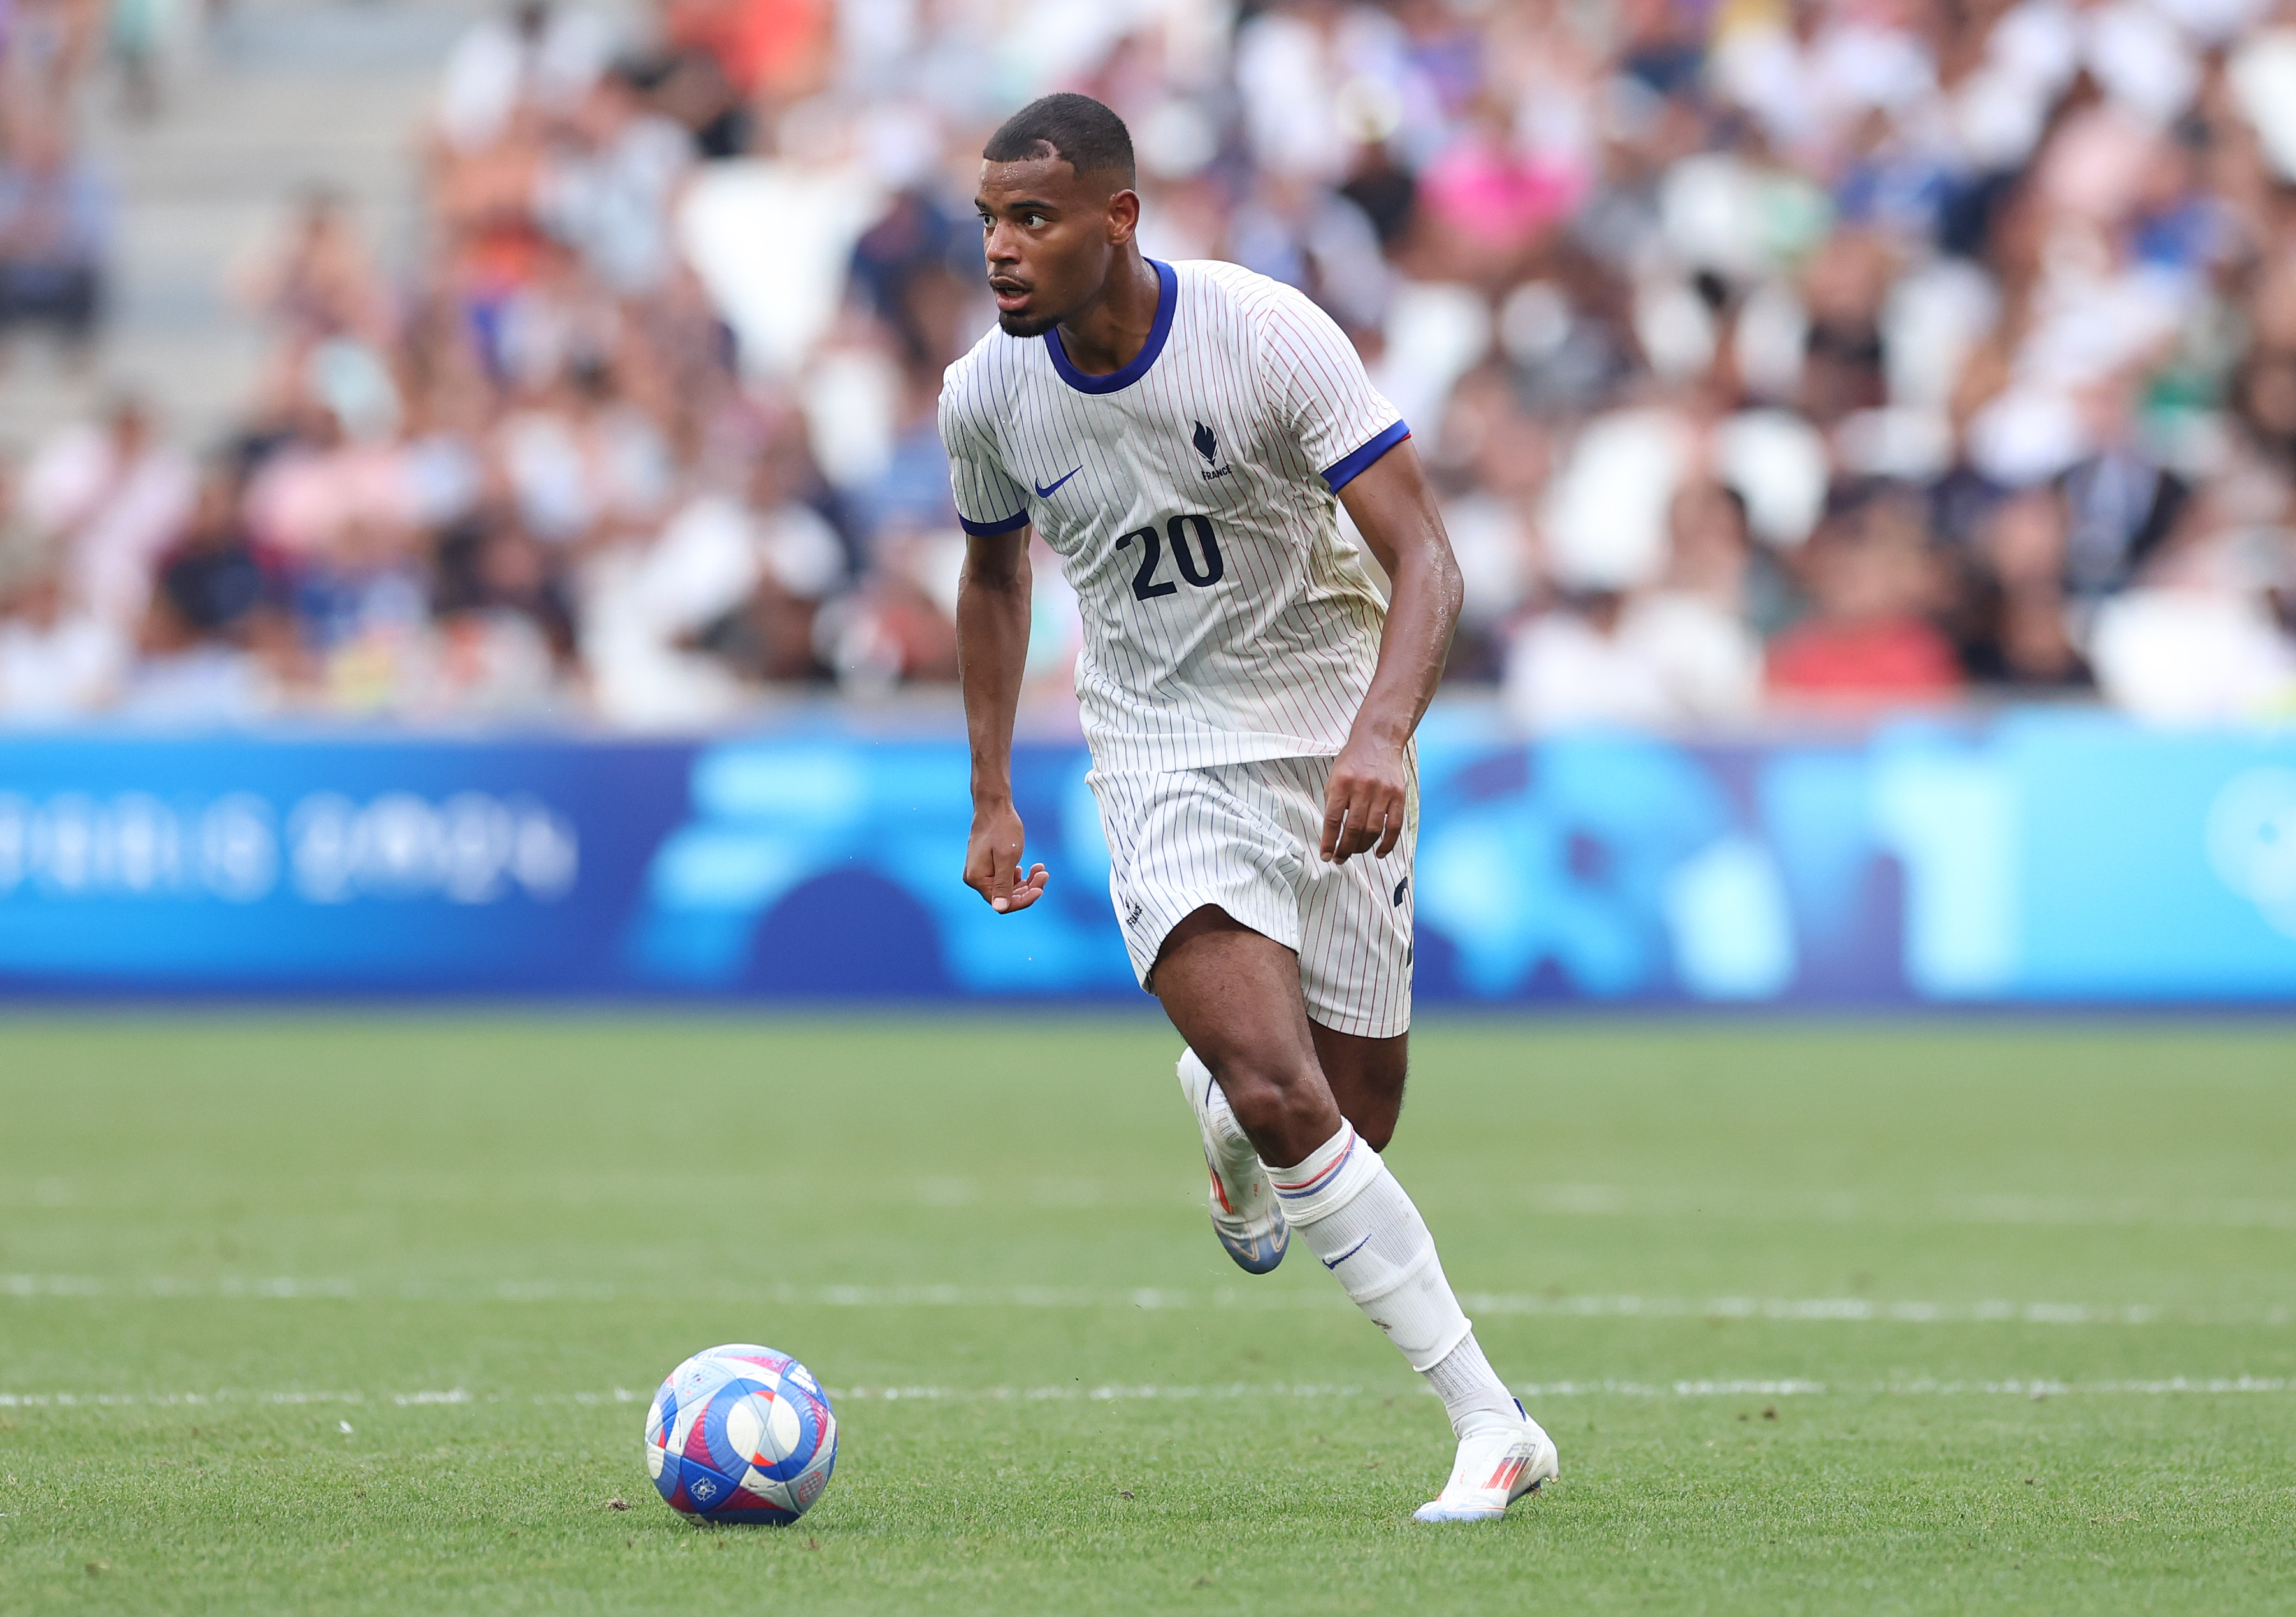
[940,258,1408,773]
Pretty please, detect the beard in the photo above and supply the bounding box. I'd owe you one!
[997,308,1062,338]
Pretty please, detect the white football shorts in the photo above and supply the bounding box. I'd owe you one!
[1089,754,1415,1038]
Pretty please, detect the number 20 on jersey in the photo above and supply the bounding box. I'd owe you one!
[1119,515,1224,601]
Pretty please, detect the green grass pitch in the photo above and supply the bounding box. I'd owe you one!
[3,1015,2293,1614]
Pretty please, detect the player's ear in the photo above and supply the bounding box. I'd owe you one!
[1106,187,1140,246]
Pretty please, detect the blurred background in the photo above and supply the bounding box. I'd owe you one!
[3,0,2295,1005]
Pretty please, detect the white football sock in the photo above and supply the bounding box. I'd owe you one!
[1423,1332,1522,1441]
[1268,1124,1518,1436]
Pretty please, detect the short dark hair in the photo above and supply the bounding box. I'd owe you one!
[983,93,1136,187]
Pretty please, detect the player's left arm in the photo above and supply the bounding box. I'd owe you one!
[939,361,1048,914]
[1322,438,1463,864]
[956,528,1051,913]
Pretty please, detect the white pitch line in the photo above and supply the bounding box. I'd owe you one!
[1529,1186,2296,1230]
[3,1377,2288,1411]
[826,1377,2296,1402]
[6,1274,2290,1327]
[10,1179,2293,1230]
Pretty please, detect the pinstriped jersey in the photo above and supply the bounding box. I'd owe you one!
[940,258,1409,774]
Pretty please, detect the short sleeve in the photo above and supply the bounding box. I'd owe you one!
[1257,285,1410,494]
[938,363,1030,536]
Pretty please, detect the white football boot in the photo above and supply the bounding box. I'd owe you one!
[1177,1048,1288,1274]
[1413,1403,1559,1522]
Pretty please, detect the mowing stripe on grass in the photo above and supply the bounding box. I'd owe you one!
[3,1377,2288,1411]
[5,1273,2285,1326]
[11,1179,2295,1230]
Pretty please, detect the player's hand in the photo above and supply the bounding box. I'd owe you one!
[965,800,1050,912]
[1321,735,1408,864]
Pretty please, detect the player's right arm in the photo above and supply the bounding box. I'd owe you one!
[942,358,1048,914]
[1253,277,1457,864]
[956,528,1048,912]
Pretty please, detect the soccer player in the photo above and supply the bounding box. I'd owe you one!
[942,93,1556,1522]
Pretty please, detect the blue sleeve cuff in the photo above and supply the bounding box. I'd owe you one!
[1320,420,1412,493]
[958,509,1030,537]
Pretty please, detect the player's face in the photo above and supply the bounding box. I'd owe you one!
[975,157,1135,338]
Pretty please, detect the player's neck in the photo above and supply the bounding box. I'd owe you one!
[1053,250,1160,378]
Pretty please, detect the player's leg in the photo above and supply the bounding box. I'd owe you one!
[1303,1023,1556,1522]
[1310,1022,1407,1149]
[1154,902,1554,1520]
[1282,756,1557,1520]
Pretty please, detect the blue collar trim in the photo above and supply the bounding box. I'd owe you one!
[1044,260,1176,396]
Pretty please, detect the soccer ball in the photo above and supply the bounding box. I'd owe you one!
[644,1343,837,1524]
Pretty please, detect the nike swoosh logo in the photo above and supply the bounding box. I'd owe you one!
[1320,1233,1373,1270]
[1034,466,1083,498]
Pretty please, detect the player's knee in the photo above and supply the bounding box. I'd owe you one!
[1211,1053,1327,1153]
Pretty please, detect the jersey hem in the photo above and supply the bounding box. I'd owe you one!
[1083,731,1347,775]
[1322,419,1412,492]
[1299,1003,1413,1038]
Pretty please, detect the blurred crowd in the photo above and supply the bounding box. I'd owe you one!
[6,0,2296,729]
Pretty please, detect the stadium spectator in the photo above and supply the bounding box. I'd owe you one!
[658,0,831,111]
[152,471,277,651]
[20,396,196,633]
[1953,486,2092,689]
[0,119,111,359]
[535,66,695,298]
[435,0,615,155]
[0,556,126,717]
[231,187,395,352]
[1502,475,1764,731]
[0,0,101,141]
[1768,486,1964,706]
[119,557,280,722]
[2088,488,2296,720]
[429,506,575,717]
[0,451,127,717]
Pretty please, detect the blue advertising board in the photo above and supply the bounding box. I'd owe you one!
[1,710,2293,1005]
